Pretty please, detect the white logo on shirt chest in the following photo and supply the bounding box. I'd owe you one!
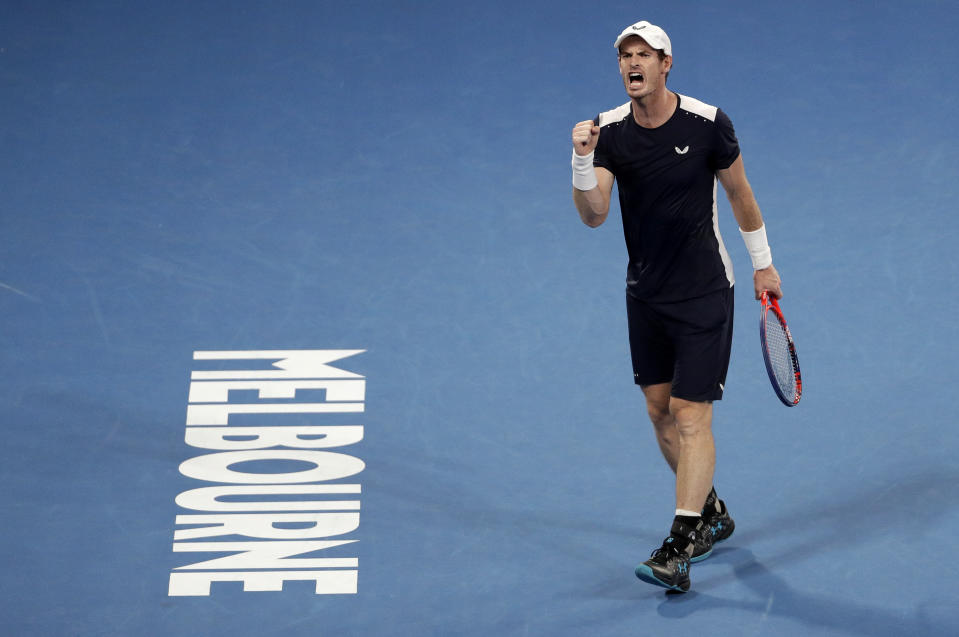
[675,145,690,155]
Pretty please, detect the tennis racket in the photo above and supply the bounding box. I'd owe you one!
[759,291,802,406]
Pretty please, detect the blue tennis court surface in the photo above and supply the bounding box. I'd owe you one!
[3,1,959,635]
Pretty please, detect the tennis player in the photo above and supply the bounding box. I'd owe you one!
[570,20,783,592]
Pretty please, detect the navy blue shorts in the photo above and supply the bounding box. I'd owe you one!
[626,286,735,402]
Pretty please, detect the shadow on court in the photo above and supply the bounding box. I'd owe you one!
[658,547,957,636]
[650,465,959,635]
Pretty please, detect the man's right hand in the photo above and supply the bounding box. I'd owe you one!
[572,120,600,155]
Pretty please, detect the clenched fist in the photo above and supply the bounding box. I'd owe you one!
[572,120,600,155]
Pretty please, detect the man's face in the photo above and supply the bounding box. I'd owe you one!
[617,36,671,100]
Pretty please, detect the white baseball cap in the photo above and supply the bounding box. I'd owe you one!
[613,21,672,56]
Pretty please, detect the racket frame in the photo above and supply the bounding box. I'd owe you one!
[759,291,802,406]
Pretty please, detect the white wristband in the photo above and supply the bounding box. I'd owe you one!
[739,225,773,270]
[571,150,598,191]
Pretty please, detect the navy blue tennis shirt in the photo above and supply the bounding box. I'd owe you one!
[593,94,741,303]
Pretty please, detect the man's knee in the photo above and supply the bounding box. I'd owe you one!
[669,398,713,438]
[641,383,672,427]
[647,401,671,427]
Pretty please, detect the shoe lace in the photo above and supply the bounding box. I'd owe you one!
[651,537,683,559]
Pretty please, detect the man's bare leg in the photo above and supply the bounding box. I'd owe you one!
[669,397,715,514]
[641,385,714,513]
[641,383,679,473]
[635,387,716,592]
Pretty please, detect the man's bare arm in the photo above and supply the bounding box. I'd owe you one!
[717,154,783,299]
[573,166,614,227]
[571,119,615,227]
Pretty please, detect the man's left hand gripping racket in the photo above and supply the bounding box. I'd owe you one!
[759,291,802,406]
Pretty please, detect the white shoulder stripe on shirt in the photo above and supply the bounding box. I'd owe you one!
[597,95,718,126]
[677,94,718,122]
[597,103,631,127]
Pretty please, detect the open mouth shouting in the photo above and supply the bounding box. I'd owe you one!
[628,72,645,89]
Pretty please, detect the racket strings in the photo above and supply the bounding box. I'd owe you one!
[764,314,796,397]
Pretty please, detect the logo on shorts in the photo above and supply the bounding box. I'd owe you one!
[675,146,689,155]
